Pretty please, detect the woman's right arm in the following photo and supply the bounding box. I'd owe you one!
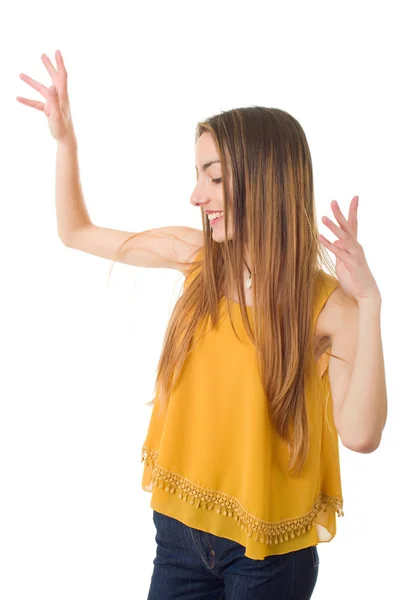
[17,50,203,274]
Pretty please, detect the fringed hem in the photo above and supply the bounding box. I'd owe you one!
[141,446,344,546]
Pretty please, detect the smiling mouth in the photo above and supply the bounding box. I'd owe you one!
[210,215,223,225]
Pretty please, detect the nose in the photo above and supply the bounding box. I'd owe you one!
[189,187,212,209]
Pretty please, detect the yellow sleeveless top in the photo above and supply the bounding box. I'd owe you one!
[141,250,344,560]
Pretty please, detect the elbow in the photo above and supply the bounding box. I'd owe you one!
[59,233,69,246]
[343,434,382,454]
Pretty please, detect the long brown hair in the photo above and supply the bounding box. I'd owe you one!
[108,106,344,476]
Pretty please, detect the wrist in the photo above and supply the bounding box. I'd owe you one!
[357,294,382,308]
[57,127,77,149]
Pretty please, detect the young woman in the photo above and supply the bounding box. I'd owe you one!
[17,50,387,600]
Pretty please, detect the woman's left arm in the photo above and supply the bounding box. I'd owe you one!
[330,294,387,453]
[319,195,388,453]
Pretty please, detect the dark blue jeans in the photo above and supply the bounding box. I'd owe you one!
[147,510,319,599]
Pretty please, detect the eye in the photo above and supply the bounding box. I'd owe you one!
[212,178,222,184]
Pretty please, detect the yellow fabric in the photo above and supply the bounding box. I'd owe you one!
[141,250,344,559]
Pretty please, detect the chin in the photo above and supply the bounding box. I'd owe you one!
[212,231,226,242]
[211,224,233,241]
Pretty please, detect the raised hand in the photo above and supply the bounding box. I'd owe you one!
[17,50,75,143]
[319,196,381,302]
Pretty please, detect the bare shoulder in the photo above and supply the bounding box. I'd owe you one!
[315,284,359,338]
[178,237,204,276]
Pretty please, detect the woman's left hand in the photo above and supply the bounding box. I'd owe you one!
[319,196,381,302]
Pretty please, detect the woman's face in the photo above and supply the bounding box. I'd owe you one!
[190,132,234,242]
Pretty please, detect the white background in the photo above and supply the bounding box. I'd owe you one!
[1,0,398,598]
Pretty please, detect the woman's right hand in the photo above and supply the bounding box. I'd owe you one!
[17,50,75,144]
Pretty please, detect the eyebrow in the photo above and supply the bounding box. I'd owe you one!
[195,159,221,172]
